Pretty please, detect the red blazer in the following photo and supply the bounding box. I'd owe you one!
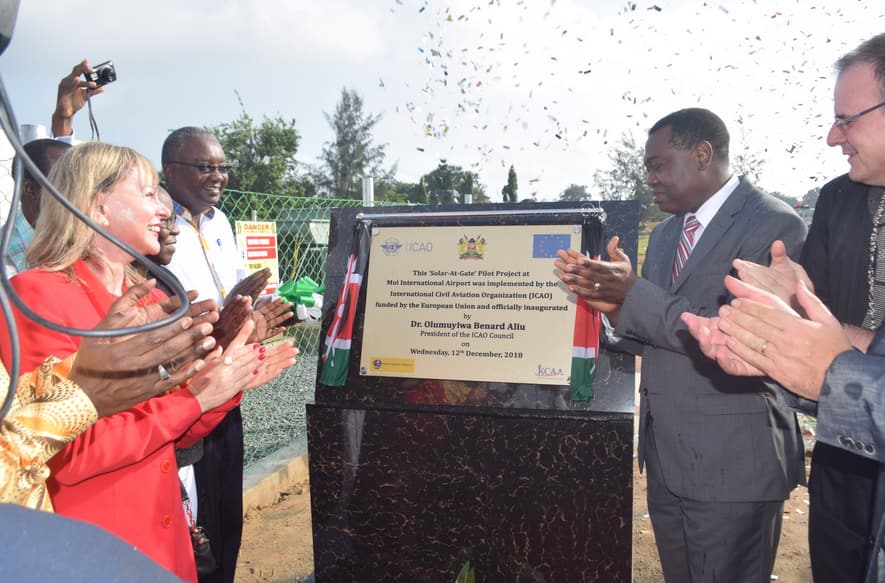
[0,260,240,582]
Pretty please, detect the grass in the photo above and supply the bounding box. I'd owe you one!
[636,226,652,276]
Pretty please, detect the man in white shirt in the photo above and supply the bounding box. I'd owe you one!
[162,127,245,583]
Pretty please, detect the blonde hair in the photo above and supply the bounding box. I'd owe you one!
[27,142,158,277]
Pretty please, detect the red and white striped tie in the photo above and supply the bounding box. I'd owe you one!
[672,214,700,284]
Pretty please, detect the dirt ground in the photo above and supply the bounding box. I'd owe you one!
[234,466,812,583]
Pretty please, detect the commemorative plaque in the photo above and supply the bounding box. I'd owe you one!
[360,224,579,385]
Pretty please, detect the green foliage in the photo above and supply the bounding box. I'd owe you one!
[412,177,429,204]
[767,190,800,207]
[210,93,305,197]
[375,179,416,204]
[501,164,518,203]
[209,94,309,219]
[731,125,767,186]
[558,183,591,202]
[593,133,665,223]
[732,150,766,185]
[455,561,475,583]
[316,87,391,199]
[801,186,820,208]
[422,159,487,204]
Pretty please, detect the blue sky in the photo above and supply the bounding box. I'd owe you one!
[2,0,884,201]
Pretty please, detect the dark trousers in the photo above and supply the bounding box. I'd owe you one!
[808,442,877,583]
[195,406,244,583]
[644,420,784,583]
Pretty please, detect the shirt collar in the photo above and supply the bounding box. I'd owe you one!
[173,200,215,223]
[690,174,739,228]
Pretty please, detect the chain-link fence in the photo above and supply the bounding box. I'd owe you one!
[218,189,396,467]
[0,158,391,467]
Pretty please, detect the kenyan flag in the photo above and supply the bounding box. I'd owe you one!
[319,221,370,387]
[570,270,601,401]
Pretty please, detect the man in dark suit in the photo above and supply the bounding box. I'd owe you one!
[556,107,807,582]
[796,173,882,583]
[683,32,885,583]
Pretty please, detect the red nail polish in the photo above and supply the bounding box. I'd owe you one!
[259,354,266,361]
[252,343,260,350]
[252,369,259,375]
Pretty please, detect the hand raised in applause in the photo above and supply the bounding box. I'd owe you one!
[186,319,299,412]
[212,295,252,350]
[555,236,634,319]
[681,311,765,378]
[226,268,272,306]
[249,296,294,343]
[69,281,218,417]
[714,276,851,401]
[732,240,813,315]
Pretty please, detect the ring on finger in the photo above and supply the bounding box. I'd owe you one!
[592,281,601,291]
[223,356,234,366]
[760,340,768,355]
[158,364,171,382]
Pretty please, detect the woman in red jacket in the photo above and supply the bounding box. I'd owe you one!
[0,142,297,582]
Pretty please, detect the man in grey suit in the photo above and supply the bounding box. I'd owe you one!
[556,107,807,582]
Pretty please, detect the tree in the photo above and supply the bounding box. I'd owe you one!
[767,190,800,207]
[409,177,429,204]
[374,179,423,204]
[801,186,820,208]
[422,160,487,205]
[731,125,766,185]
[209,93,309,220]
[316,88,391,199]
[593,133,665,222]
[559,184,591,202]
[732,149,766,185]
[501,165,518,203]
[211,93,305,197]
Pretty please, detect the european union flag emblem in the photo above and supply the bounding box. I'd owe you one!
[532,234,571,258]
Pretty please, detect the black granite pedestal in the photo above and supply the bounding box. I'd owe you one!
[308,404,632,582]
[307,202,640,582]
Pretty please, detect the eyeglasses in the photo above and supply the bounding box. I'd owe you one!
[833,100,885,129]
[168,161,232,175]
[160,216,177,229]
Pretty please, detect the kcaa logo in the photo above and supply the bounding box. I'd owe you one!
[535,364,565,377]
[380,238,403,255]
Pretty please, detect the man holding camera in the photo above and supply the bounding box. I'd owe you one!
[5,60,107,276]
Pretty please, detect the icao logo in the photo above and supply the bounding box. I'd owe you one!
[380,238,403,255]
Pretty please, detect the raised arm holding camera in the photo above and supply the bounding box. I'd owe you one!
[50,59,110,140]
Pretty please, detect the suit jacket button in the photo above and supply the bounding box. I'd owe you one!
[865,444,875,454]
[855,441,865,451]
[839,436,855,448]
[160,515,172,528]
[160,459,172,473]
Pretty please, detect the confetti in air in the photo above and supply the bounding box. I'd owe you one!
[380,0,884,201]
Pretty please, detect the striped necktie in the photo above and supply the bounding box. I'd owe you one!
[672,214,700,284]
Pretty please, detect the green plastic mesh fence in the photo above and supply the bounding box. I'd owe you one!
[218,190,395,467]
[0,173,391,467]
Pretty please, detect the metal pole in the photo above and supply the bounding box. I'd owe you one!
[356,206,606,222]
[362,176,375,207]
